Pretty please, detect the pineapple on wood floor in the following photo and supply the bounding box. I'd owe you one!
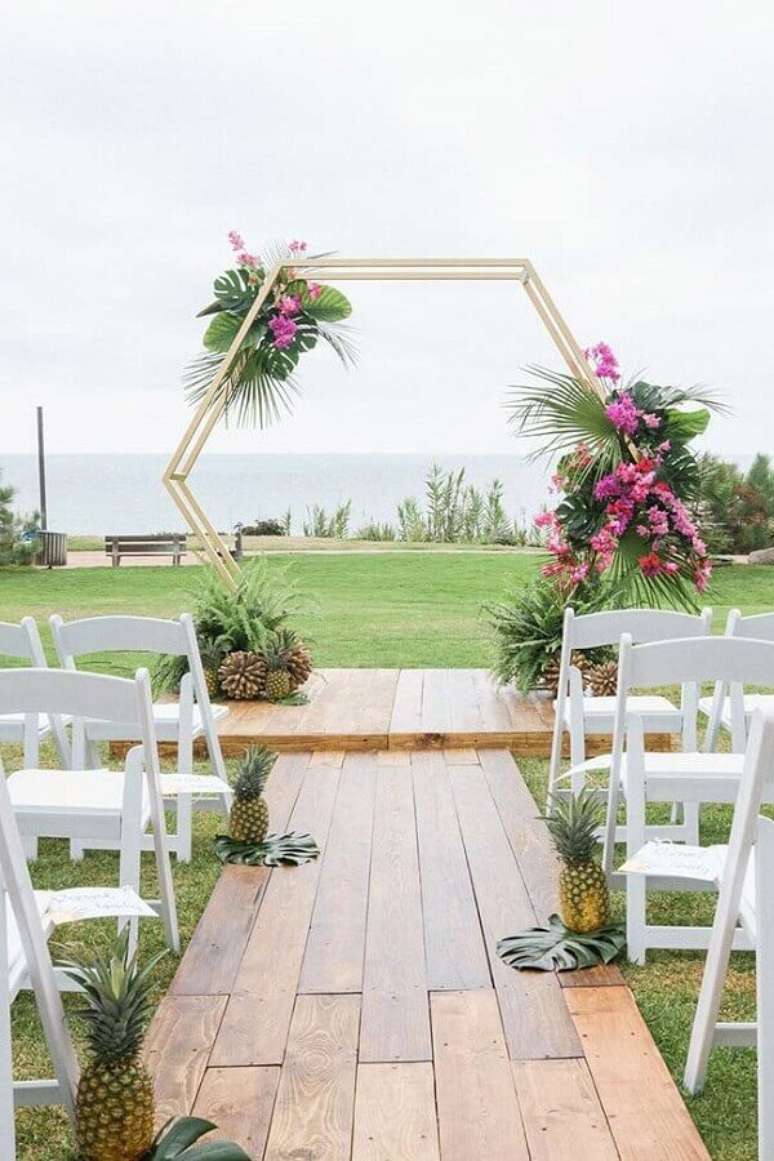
[144,748,709,1161]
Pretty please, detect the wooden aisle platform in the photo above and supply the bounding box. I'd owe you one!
[211,669,674,756]
[145,749,709,1161]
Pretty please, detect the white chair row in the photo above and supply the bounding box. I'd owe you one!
[0,614,231,862]
[0,666,182,1159]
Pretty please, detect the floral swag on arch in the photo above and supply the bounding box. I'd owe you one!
[510,342,725,608]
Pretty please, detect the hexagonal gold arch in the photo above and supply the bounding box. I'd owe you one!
[163,258,603,586]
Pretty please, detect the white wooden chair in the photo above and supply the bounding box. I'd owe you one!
[0,747,162,1159]
[547,607,712,809]
[0,668,179,955]
[50,613,231,862]
[679,707,774,1160]
[701,609,774,752]
[596,635,774,963]
[0,619,70,768]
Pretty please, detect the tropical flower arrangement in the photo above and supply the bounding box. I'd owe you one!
[184,233,355,426]
[508,342,725,607]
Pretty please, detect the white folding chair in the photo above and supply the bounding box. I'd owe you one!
[0,668,179,955]
[0,619,70,768]
[50,613,231,862]
[547,606,712,808]
[598,634,774,963]
[702,609,774,752]
[680,707,774,1161]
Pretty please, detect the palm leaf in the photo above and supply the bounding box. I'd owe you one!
[214,831,320,866]
[497,914,626,971]
[506,366,622,470]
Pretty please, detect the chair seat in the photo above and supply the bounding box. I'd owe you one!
[83,701,229,742]
[698,694,774,727]
[569,750,747,803]
[560,694,681,734]
[7,768,150,819]
[6,891,52,1000]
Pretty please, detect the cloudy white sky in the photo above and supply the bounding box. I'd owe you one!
[2,0,773,458]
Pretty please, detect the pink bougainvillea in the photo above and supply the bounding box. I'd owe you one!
[268,314,298,349]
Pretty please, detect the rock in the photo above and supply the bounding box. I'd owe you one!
[749,547,774,564]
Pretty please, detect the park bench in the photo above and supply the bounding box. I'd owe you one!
[104,533,186,566]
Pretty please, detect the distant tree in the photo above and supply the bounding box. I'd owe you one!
[696,453,774,554]
[0,470,39,565]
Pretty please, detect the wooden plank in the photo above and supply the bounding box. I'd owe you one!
[360,763,432,1062]
[411,751,490,990]
[442,746,479,765]
[512,1058,619,1160]
[431,990,529,1161]
[567,986,711,1160]
[299,755,377,993]
[390,669,425,736]
[193,1067,279,1157]
[377,747,411,765]
[144,994,226,1127]
[170,867,268,997]
[171,752,309,996]
[558,963,624,988]
[478,748,559,921]
[210,765,340,1066]
[352,1062,440,1161]
[264,994,360,1161]
[449,763,582,1059]
[310,749,345,767]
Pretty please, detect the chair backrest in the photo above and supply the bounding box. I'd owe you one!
[0,668,144,724]
[621,634,774,691]
[726,608,774,643]
[566,606,712,651]
[50,614,189,664]
[0,618,47,665]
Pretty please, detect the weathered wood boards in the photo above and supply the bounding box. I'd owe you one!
[145,748,709,1160]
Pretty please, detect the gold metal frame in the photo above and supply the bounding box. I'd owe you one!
[163,258,600,586]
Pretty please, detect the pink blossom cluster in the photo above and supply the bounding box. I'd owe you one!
[585,341,620,383]
[268,314,298,349]
[605,390,662,437]
[227,229,260,269]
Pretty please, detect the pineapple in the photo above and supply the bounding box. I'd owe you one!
[261,632,293,702]
[60,931,165,1161]
[544,789,610,933]
[229,745,276,843]
[198,635,224,699]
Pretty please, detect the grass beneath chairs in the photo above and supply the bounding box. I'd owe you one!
[521,755,758,1161]
[2,556,774,673]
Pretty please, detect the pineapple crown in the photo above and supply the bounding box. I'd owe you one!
[58,930,166,1064]
[543,789,603,865]
[260,630,293,671]
[234,745,277,799]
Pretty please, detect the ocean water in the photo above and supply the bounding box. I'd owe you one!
[1,453,554,536]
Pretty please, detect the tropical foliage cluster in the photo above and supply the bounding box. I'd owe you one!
[507,343,724,607]
[0,468,39,565]
[696,452,774,554]
[185,233,355,427]
[303,500,352,539]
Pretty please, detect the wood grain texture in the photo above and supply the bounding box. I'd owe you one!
[558,963,624,988]
[512,1058,618,1160]
[352,1063,440,1161]
[567,986,711,1160]
[264,994,360,1161]
[211,765,340,1066]
[449,763,582,1060]
[144,994,226,1127]
[299,755,377,993]
[411,751,490,990]
[360,763,432,1062]
[432,990,529,1161]
[193,1067,279,1156]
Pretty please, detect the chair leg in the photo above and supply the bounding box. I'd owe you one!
[757,818,774,1157]
[175,794,192,863]
[21,835,38,862]
[625,781,648,965]
[683,801,700,845]
[0,894,16,1160]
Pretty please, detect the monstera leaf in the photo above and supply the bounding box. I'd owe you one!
[214,831,320,866]
[497,914,626,972]
[145,1116,250,1159]
[202,311,268,354]
[299,283,352,322]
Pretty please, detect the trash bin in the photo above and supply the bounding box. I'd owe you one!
[36,531,68,567]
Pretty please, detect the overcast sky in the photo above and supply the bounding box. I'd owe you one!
[2,0,773,459]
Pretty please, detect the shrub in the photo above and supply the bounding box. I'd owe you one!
[0,470,39,566]
[240,518,288,536]
[303,501,351,538]
[356,521,396,541]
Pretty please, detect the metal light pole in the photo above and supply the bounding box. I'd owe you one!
[36,405,48,531]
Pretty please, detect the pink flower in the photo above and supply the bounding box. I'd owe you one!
[570,562,590,584]
[268,314,298,349]
[606,393,641,435]
[228,230,245,251]
[656,440,672,454]
[534,510,557,528]
[695,558,713,592]
[307,281,323,301]
[237,251,259,269]
[642,413,662,429]
[639,551,665,577]
[278,294,301,316]
[585,341,621,383]
[289,240,308,254]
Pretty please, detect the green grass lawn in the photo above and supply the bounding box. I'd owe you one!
[4,554,774,1159]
